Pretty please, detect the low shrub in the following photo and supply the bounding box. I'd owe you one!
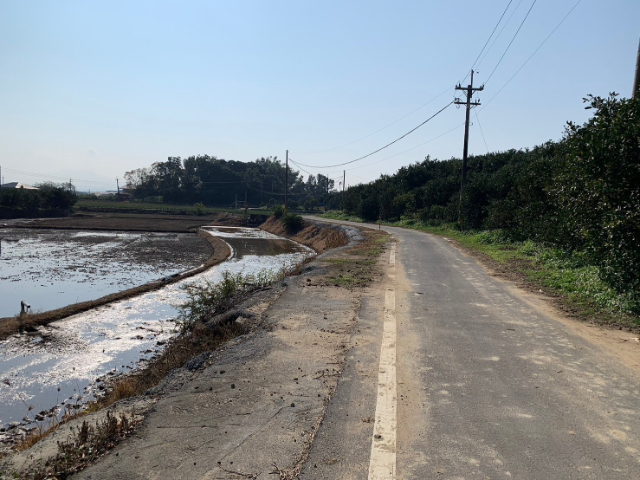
[283,213,304,233]
[273,204,285,218]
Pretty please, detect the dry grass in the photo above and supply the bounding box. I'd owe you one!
[99,322,248,406]
[325,229,390,289]
[17,411,138,480]
[16,425,56,452]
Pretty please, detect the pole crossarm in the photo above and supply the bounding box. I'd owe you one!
[456,85,484,92]
[456,69,483,220]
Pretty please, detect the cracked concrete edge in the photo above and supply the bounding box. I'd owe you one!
[271,307,362,480]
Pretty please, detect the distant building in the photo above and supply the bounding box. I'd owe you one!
[115,192,131,201]
[0,182,38,190]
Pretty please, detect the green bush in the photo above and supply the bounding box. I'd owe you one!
[0,183,76,211]
[194,202,207,216]
[283,213,304,233]
[273,204,285,218]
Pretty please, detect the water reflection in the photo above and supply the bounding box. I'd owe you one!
[0,229,211,318]
[0,227,314,428]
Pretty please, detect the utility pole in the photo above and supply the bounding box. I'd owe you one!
[116,177,120,195]
[633,37,640,99]
[0,165,2,191]
[244,183,248,217]
[342,170,346,210]
[455,70,483,202]
[285,150,289,211]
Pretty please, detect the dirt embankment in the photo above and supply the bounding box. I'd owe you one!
[260,216,349,253]
[0,230,230,341]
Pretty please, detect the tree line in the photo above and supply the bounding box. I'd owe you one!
[124,155,338,211]
[0,183,77,212]
[340,94,640,299]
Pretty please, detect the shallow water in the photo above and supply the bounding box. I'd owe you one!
[0,227,314,430]
[0,229,211,318]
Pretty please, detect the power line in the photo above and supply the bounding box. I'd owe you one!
[469,0,515,73]
[197,181,245,185]
[474,109,490,153]
[297,85,454,155]
[347,122,465,172]
[480,0,582,110]
[477,0,525,69]
[287,157,313,177]
[293,101,454,169]
[3,167,113,185]
[484,0,538,85]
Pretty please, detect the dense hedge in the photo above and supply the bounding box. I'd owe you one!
[340,94,640,297]
[0,183,77,211]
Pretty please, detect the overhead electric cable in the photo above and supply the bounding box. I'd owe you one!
[287,157,314,177]
[3,167,113,185]
[480,0,582,110]
[484,0,538,85]
[197,181,245,184]
[347,122,465,172]
[474,110,490,153]
[477,0,526,69]
[466,0,515,77]
[298,85,454,155]
[293,101,454,169]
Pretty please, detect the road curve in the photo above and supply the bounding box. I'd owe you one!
[305,218,640,479]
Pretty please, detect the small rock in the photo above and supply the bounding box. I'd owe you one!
[186,352,211,371]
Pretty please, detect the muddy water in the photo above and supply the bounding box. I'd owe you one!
[0,229,211,318]
[0,227,313,432]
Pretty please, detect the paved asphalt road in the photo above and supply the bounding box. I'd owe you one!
[305,219,640,479]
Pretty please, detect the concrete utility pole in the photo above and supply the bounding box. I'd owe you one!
[633,38,640,99]
[116,177,120,195]
[342,170,345,210]
[455,70,483,202]
[244,184,248,217]
[285,150,289,211]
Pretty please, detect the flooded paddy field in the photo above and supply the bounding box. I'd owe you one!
[0,228,212,318]
[0,227,314,440]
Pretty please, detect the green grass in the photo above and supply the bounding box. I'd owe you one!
[320,211,364,223]
[74,199,271,216]
[325,258,376,266]
[329,274,366,287]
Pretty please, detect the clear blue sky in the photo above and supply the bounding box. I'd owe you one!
[1,0,638,191]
